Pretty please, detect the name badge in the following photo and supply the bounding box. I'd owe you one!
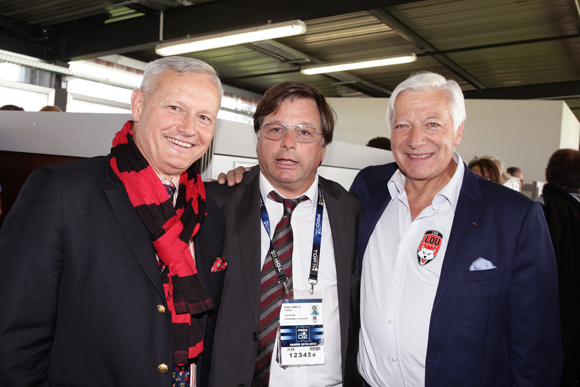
[277,291,325,367]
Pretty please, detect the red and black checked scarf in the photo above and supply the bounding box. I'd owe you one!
[110,120,214,365]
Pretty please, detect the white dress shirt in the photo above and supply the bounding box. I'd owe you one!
[358,153,465,387]
[259,172,342,387]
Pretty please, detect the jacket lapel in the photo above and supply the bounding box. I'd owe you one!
[358,184,392,261]
[431,167,484,314]
[320,177,351,364]
[236,168,263,326]
[104,161,164,299]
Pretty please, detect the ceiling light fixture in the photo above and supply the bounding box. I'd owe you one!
[156,20,307,56]
[300,54,417,75]
[0,50,141,89]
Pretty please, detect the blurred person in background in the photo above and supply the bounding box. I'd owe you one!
[482,155,521,191]
[468,157,502,183]
[539,149,580,387]
[0,104,24,111]
[507,166,524,191]
[40,105,62,112]
[366,136,391,151]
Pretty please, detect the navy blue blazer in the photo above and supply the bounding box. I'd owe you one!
[350,162,563,387]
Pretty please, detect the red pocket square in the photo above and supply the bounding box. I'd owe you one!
[211,257,227,273]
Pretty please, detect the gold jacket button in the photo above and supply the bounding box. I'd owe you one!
[157,304,166,313]
[157,363,169,373]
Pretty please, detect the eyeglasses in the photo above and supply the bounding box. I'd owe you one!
[261,123,323,143]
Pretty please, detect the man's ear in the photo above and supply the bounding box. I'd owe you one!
[131,89,145,122]
[319,144,326,167]
[454,122,464,147]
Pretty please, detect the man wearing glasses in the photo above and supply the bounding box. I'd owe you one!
[207,81,362,387]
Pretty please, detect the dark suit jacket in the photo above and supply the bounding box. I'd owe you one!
[541,184,580,385]
[206,167,362,387]
[351,162,564,387]
[0,155,225,387]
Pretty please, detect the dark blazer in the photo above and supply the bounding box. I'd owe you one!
[541,184,580,386]
[0,155,225,387]
[206,167,362,387]
[351,162,564,387]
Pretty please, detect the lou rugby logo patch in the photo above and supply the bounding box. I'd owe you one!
[417,230,443,266]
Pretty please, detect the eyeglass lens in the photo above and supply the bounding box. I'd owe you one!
[262,123,318,143]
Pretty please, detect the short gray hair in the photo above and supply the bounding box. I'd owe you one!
[386,71,466,132]
[140,56,223,99]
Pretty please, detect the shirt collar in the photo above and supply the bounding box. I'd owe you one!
[153,168,180,187]
[387,152,464,212]
[259,172,317,212]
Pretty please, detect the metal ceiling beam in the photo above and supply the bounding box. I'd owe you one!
[31,0,428,61]
[244,39,392,97]
[0,33,48,59]
[368,8,487,90]
[43,14,110,36]
[122,3,162,16]
[323,72,392,97]
[0,14,45,38]
[436,34,580,55]
[463,80,580,100]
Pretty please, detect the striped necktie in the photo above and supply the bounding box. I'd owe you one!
[252,191,307,387]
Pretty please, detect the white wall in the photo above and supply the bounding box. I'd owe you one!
[560,103,580,149]
[459,99,578,184]
[327,97,580,183]
[0,111,130,157]
[327,98,390,145]
[0,79,55,112]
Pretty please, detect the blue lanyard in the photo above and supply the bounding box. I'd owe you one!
[259,185,324,295]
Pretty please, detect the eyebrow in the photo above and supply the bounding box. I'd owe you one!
[266,121,317,127]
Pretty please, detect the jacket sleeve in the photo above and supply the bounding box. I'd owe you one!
[0,168,64,386]
[509,202,563,385]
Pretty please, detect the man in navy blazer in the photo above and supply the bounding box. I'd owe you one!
[352,72,563,386]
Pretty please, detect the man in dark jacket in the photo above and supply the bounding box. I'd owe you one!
[541,148,580,387]
[0,57,226,387]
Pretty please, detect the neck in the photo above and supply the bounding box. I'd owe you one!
[404,159,457,220]
[273,184,310,199]
[265,176,315,199]
[153,167,180,183]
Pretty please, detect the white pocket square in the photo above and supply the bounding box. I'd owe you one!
[469,257,497,271]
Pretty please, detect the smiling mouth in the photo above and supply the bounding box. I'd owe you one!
[408,153,432,159]
[166,137,193,148]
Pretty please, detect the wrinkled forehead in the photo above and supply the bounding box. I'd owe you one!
[267,97,321,122]
[397,89,451,107]
[394,89,452,119]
